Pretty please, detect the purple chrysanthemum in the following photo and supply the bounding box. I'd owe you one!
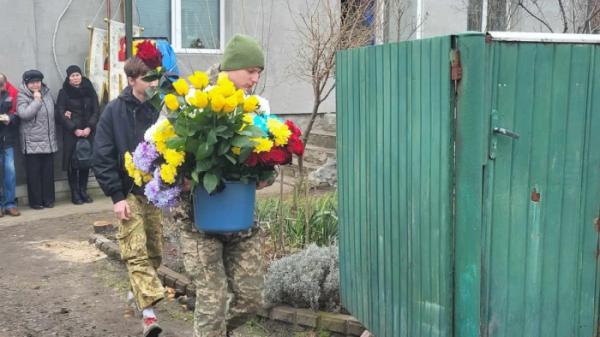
[144,167,181,209]
[133,141,159,173]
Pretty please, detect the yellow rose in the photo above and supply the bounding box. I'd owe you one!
[172,78,190,96]
[217,72,234,87]
[231,146,241,155]
[243,95,259,112]
[223,95,239,113]
[190,91,208,109]
[187,71,209,89]
[234,90,245,105]
[164,94,179,111]
[219,83,235,97]
[211,94,225,112]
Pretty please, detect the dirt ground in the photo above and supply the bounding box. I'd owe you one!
[0,202,331,337]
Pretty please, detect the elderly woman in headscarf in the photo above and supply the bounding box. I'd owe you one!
[56,65,100,205]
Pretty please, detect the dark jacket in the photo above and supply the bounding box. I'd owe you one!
[92,86,159,204]
[0,82,19,149]
[56,77,100,170]
[16,83,58,154]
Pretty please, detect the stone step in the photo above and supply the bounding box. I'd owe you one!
[302,145,336,166]
[307,129,336,149]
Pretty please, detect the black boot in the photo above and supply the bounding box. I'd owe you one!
[79,168,93,203]
[68,169,83,205]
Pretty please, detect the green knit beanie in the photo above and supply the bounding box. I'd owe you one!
[221,34,264,71]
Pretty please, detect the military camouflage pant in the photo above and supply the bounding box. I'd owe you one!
[117,194,165,310]
[174,200,264,337]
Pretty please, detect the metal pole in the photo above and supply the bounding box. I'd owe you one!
[125,0,133,58]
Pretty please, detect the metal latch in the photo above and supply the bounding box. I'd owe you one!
[490,110,519,159]
[493,127,520,139]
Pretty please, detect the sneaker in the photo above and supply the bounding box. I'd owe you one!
[142,317,162,337]
[5,208,20,216]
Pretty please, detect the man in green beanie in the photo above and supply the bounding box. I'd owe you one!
[175,34,274,337]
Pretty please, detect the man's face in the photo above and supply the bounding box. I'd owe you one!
[226,67,262,93]
[0,81,5,93]
[26,80,42,92]
[128,76,157,101]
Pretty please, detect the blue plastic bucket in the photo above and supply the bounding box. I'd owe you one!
[192,181,256,233]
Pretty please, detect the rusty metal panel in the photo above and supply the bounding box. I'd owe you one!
[480,41,600,337]
[336,36,454,337]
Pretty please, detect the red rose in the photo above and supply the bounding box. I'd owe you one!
[287,135,305,156]
[136,40,162,69]
[245,152,259,167]
[285,120,302,137]
[269,146,292,165]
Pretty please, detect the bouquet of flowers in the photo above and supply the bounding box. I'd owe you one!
[160,71,305,194]
[124,119,185,208]
[125,40,305,208]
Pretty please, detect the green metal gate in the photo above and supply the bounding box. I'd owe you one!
[337,33,600,337]
[337,35,455,337]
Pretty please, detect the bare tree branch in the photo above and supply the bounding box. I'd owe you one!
[557,0,570,32]
[517,0,555,31]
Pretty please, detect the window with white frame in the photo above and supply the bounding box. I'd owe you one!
[136,0,224,53]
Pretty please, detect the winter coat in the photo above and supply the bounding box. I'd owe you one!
[16,83,58,154]
[56,77,100,170]
[0,82,19,149]
[92,86,159,204]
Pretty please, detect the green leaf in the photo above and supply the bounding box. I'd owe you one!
[224,154,237,164]
[241,125,267,137]
[191,171,200,184]
[207,130,218,145]
[175,119,191,137]
[238,146,253,163]
[166,136,185,150]
[217,141,231,155]
[185,138,200,153]
[196,158,214,172]
[214,125,228,134]
[203,173,219,193]
[231,135,252,147]
[195,142,214,159]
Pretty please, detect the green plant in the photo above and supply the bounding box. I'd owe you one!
[256,191,338,251]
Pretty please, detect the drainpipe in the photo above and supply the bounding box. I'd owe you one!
[125,0,133,58]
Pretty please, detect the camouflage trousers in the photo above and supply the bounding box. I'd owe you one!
[117,194,165,309]
[175,201,264,337]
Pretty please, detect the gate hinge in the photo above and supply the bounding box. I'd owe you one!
[451,49,462,81]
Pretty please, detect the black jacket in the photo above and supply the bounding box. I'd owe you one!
[56,77,100,170]
[92,86,159,204]
[0,89,19,149]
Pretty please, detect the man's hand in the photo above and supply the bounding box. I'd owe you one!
[82,127,91,137]
[64,110,72,119]
[114,200,131,221]
[74,129,84,137]
[182,177,192,192]
[0,114,9,125]
[33,91,42,101]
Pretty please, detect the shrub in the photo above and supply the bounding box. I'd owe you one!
[264,244,340,311]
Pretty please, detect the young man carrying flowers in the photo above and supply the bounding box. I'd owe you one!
[173,34,273,337]
[92,46,164,337]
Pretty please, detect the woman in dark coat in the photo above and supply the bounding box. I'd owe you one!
[56,65,100,204]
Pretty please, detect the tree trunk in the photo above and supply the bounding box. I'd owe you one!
[468,0,484,30]
[487,0,508,30]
